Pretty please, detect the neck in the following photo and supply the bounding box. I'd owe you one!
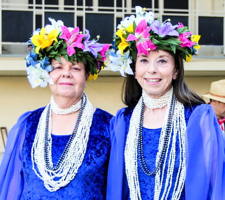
[50,94,84,115]
[142,87,173,110]
[52,95,81,109]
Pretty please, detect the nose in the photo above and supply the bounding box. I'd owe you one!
[62,64,72,78]
[146,61,157,74]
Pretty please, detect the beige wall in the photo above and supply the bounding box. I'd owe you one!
[0,75,224,151]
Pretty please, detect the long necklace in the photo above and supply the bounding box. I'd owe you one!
[124,88,186,200]
[31,93,95,192]
[137,95,175,176]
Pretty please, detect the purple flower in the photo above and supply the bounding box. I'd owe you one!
[83,30,104,58]
[151,20,179,37]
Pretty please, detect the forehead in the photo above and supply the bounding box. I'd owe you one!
[138,50,173,58]
[51,58,85,67]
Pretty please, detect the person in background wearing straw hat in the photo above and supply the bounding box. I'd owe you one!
[203,79,225,133]
[106,6,225,200]
[0,18,112,200]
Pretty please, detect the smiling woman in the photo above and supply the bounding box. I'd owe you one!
[0,18,112,200]
[135,51,176,99]
[106,6,225,200]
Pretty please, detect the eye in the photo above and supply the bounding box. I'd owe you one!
[139,58,149,64]
[157,59,167,64]
[72,66,81,71]
[52,65,62,70]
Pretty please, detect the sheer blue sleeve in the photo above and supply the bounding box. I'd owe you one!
[0,112,31,200]
[185,104,225,200]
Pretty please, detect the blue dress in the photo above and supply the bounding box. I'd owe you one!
[138,128,186,200]
[107,104,225,200]
[0,107,112,200]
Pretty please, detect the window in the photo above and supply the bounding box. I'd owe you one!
[86,14,114,43]
[162,16,188,26]
[164,0,188,10]
[199,17,223,45]
[45,12,74,27]
[2,11,33,42]
[132,0,158,9]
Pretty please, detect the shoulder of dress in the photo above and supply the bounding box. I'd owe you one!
[23,106,45,121]
[188,103,212,116]
[95,108,113,119]
[186,103,216,127]
[114,107,133,119]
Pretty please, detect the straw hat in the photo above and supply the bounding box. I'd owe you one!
[202,79,225,103]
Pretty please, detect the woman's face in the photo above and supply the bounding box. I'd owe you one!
[49,57,86,100]
[135,50,177,98]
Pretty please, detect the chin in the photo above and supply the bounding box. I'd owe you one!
[143,88,162,97]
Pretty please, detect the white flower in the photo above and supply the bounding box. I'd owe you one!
[45,18,64,33]
[117,15,135,29]
[105,49,133,77]
[26,64,53,88]
[135,6,154,24]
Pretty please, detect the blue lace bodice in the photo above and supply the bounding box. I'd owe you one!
[136,106,195,200]
[20,107,112,200]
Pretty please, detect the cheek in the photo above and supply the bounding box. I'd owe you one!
[135,65,145,80]
[49,72,59,83]
[73,74,86,87]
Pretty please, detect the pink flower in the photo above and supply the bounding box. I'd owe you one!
[126,20,156,55]
[127,20,151,42]
[177,22,184,29]
[60,26,85,56]
[136,40,156,55]
[135,20,151,38]
[100,44,111,61]
[179,32,196,48]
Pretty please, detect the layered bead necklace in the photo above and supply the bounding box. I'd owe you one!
[31,93,95,192]
[50,96,82,115]
[125,88,187,200]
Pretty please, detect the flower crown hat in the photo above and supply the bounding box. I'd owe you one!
[105,6,201,76]
[26,18,110,88]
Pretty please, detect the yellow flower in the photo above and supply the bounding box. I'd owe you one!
[118,39,129,54]
[116,29,125,39]
[88,73,98,80]
[185,54,192,62]
[191,35,201,43]
[116,28,129,54]
[125,24,134,33]
[31,28,58,53]
[194,44,201,50]
[191,35,201,51]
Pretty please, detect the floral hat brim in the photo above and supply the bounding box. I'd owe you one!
[105,6,201,77]
[26,18,110,88]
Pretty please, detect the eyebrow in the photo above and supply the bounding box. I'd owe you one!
[138,54,148,58]
[138,54,170,58]
[158,55,169,58]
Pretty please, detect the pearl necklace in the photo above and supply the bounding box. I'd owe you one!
[31,93,95,191]
[142,88,173,109]
[50,96,82,115]
[125,88,186,200]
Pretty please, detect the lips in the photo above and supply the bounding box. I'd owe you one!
[144,78,162,83]
[59,82,74,86]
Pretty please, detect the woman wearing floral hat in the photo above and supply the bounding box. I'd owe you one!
[0,18,111,200]
[106,7,225,200]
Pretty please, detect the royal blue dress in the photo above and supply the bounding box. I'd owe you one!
[107,104,225,200]
[0,107,112,200]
